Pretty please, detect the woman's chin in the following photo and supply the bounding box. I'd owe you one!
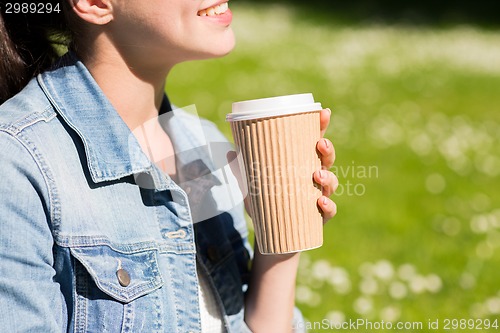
[195,31,236,60]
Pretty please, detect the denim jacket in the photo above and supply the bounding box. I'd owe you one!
[0,55,255,332]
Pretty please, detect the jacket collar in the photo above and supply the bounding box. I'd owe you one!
[38,54,153,183]
[37,53,220,190]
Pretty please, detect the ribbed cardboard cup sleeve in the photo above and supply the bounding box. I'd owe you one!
[230,111,323,254]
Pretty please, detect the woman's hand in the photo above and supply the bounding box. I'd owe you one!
[314,108,338,223]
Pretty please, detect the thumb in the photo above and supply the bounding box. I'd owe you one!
[227,150,253,218]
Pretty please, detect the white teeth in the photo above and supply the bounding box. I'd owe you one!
[219,3,228,13]
[198,2,228,16]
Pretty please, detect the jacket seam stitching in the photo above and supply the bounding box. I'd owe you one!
[2,129,61,235]
[0,105,56,135]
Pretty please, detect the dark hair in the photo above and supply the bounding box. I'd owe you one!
[0,1,73,104]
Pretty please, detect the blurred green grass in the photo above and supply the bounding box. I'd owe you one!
[166,3,500,331]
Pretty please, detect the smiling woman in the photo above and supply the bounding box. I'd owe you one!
[0,0,338,332]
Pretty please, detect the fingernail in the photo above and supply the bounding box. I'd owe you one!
[322,196,328,205]
[323,138,329,149]
[326,108,332,114]
[320,170,325,179]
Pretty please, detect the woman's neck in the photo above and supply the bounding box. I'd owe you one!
[78,41,178,178]
[78,41,172,131]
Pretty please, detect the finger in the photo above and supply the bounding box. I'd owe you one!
[313,170,339,197]
[320,108,331,137]
[316,138,336,168]
[317,196,337,223]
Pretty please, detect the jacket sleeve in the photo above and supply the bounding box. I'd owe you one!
[0,131,66,332]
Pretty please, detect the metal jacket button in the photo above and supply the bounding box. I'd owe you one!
[116,268,131,287]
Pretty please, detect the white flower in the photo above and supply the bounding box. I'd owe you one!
[373,260,394,281]
[354,297,373,315]
[389,281,408,300]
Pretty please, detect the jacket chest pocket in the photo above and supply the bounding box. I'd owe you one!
[70,245,164,333]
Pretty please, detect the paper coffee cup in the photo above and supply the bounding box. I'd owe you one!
[227,93,323,254]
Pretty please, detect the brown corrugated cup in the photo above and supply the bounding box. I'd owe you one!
[227,94,323,254]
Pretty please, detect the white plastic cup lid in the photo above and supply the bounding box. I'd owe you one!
[226,93,322,122]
